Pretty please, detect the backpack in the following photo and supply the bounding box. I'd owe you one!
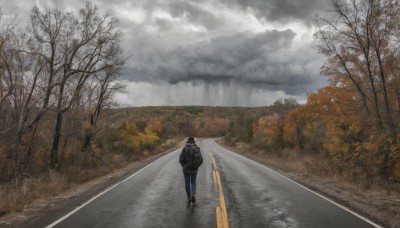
[186,145,203,170]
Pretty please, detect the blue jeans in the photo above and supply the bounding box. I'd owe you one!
[184,173,197,195]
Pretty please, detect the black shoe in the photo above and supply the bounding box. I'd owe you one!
[191,196,196,203]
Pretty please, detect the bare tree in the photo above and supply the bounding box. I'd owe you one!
[28,3,124,167]
[0,9,49,177]
[83,68,125,148]
[315,0,400,131]
[10,39,46,145]
[0,10,17,130]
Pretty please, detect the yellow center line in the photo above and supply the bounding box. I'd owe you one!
[216,171,229,228]
[211,153,229,228]
[216,207,223,227]
[213,170,217,193]
[212,155,217,170]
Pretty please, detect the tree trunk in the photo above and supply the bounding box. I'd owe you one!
[395,82,400,122]
[84,95,103,148]
[13,105,27,145]
[23,121,39,173]
[365,56,382,127]
[376,55,394,128]
[50,111,63,168]
[83,114,95,148]
[336,54,370,114]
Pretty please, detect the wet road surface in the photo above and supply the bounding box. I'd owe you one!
[42,139,380,228]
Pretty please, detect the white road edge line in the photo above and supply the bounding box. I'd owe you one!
[212,141,383,228]
[261,165,382,228]
[45,152,176,228]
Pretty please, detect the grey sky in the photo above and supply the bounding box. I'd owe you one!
[2,0,330,106]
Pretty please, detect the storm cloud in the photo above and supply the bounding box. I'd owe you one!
[224,0,329,24]
[2,0,330,106]
[125,28,324,95]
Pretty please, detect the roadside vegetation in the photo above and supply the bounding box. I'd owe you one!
[218,3,400,226]
[0,3,128,214]
[224,0,400,192]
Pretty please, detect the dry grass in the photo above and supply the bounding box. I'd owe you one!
[219,140,400,227]
[0,171,68,213]
[224,141,394,192]
[0,138,181,215]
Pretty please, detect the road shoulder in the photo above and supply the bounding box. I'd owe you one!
[216,141,399,228]
[0,147,179,228]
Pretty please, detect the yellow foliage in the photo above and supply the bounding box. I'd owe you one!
[118,120,162,152]
[119,122,141,151]
[146,119,163,135]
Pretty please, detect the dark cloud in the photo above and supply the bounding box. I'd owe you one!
[2,0,329,106]
[124,29,324,96]
[223,0,329,24]
[167,2,224,30]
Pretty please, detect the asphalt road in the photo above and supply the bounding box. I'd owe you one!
[40,139,380,228]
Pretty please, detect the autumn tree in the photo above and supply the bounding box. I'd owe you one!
[315,0,400,181]
[252,114,284,151]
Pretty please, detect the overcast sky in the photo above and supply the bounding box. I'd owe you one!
[2,0,330,107]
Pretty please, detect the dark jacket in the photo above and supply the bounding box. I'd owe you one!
[179,143,200,174]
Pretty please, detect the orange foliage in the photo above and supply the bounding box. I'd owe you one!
[252,114,284,150]
[192,118,230,137]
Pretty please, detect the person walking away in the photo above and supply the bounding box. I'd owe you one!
[179,137,203,203]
